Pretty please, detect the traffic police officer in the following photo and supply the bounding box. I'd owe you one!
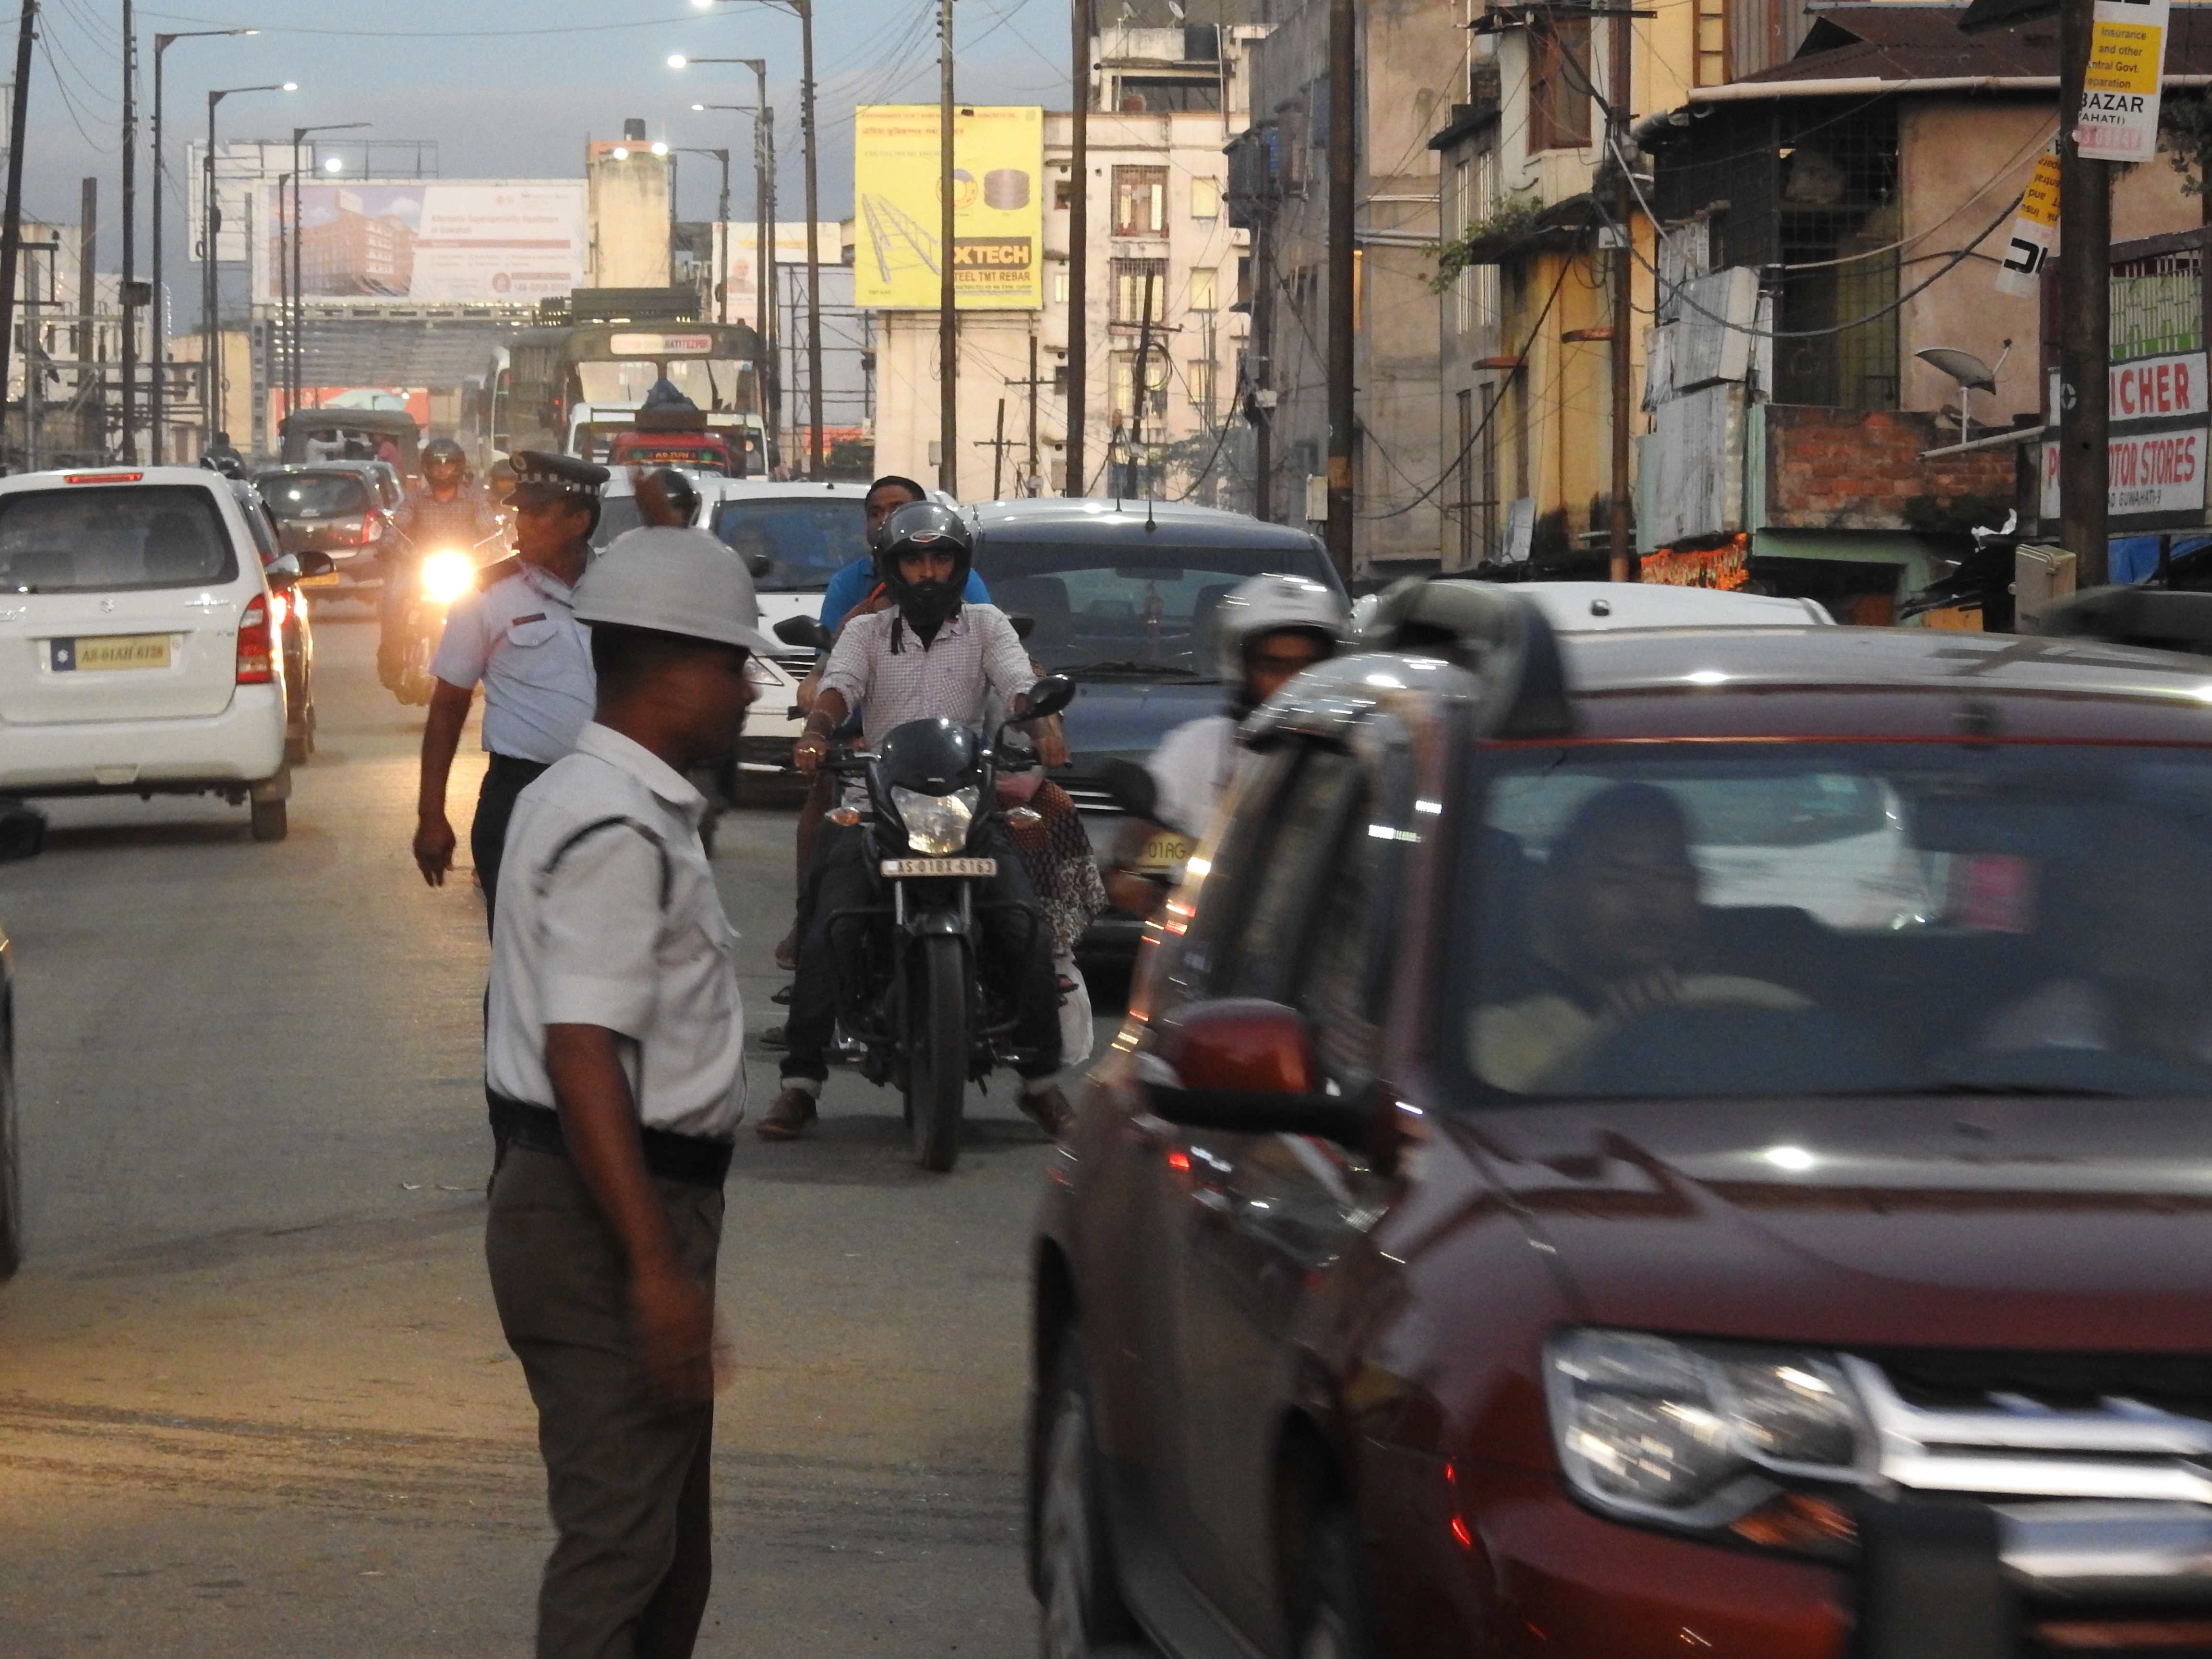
[414,451,607,929]
[483,528,772,1659]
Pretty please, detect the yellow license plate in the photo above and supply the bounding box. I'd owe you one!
[53,633,172,672]
[300,572,342,588]
[880,857,998,878]
[1133,832,1194,872]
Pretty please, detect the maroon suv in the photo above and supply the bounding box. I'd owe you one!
[1030,582,2212,1659]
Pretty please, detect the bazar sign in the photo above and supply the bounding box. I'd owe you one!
[2076,0,2173,161]
[2041,426,2209,517]
[2111,351,2209,421]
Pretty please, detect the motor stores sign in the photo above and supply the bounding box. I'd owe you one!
[2076,0,2173,160]
[2041,428,2209,517]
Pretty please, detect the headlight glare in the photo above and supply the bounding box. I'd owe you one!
[421,550,475,606]
[892,785,977,855]
[1546,1329,1871,1530]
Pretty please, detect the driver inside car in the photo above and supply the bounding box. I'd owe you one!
[758,501,1073,1143]
[1472,783,1810,1093]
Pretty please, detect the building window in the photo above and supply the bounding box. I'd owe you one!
[1530,19,1592,151]
[1112,166,1168,236]
[1110,349,1170,421]
[1455,390,1477,567]
[1188,267,1217,311]
[1188,359,1215,409]
[1190,177,1221,219]
[1112,258,1168,324]
[1054,179,1073,209]
[1116,75,1223,113]
[1695,0,1728,87]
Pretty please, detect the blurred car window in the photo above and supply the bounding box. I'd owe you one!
[0,485,239,593]
[258,472,373,520]
[709,498,866,590]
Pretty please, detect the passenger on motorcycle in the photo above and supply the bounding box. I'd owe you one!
[1103,573,1345,920]
[382,437,503,689]
[759,501,1073,1142]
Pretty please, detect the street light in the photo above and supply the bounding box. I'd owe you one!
[150,26,258,464]
[204,82,295,451]
[676,62,777,457]
[674,5,825,479]
[289,120,370,421]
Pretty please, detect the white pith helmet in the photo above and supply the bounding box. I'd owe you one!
[573,526,777,654]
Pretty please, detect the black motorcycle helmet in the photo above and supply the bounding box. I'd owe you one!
[873,500,973,632]
[421,437,468,489]
[642,466,700,527]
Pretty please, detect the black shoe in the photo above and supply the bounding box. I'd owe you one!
[756,1086,818,1140]
[1018,1082,1075,1140]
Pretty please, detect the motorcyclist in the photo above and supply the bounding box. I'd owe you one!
[382,437,503,690]
[1103,573,1345,919]
[758,501,1070,1142]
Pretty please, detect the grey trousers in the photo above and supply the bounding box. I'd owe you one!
[486,1145,725,1659]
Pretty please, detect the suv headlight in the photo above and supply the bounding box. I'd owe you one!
[1545,1329,1872,1534]
[892,785,978,856]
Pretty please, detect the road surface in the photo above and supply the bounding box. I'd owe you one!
[0,607,1082,1658]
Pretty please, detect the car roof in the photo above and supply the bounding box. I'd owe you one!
[1506,580,1835,630]
[0,464,233,495]
[967,496,1330,559]
[699,478,873,503]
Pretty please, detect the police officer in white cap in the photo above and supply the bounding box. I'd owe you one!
[482,526,774,1659]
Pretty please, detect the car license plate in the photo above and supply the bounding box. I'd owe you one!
[1133,831,1195,872]
[301,572,342,588]
[880,857,998,878]
[50,633,172,673]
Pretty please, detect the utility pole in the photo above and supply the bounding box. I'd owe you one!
[1251,209,1274,519]
[0,0,39,466]
[1132,267,1157,496]
[938,0,958,496]
[797,0,825,479]
[120,0,137,461]
[978,395,1007,497]
[1066,0,1090,495]
[1026,332,1040,492]
[1323,0,1356,578]
[2058,0,2109,586]
[76,179,96,455]
[1606,0,1634,581]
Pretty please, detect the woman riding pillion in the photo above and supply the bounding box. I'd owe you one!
[759,502,1074,1141]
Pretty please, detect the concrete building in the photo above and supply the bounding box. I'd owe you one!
[869,15,1258,504]
[586,135,672,290]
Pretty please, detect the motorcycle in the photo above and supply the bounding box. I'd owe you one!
[386,533,506,706]
[816,673,1078,1171]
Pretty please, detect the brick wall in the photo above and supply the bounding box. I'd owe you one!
[1763,405,2017,532]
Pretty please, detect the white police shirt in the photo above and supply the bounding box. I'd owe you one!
[487,723,746,1140]
[1146,714,1240,841]
[429,561,596,764]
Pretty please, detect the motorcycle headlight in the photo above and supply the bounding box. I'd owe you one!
[421,550,476,606]
[891,785,978,856]
[1545,1329,1871,1530]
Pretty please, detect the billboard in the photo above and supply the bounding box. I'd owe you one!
[854,106,1042,311]
[253,180,586,305]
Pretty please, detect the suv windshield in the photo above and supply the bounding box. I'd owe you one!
[0,485,239,593]
[969,541,1337,676]
[710,497,864,589]
[1459,741,2212,1100]
[256,472,371,519]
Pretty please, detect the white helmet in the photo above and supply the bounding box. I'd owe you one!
[1214,572,1347,683]
[574,526,777,654]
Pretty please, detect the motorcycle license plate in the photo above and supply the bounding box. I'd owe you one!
[1133,831,1195,873]
[880,857,998,878]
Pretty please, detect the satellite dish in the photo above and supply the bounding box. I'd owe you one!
[1916,347,1999,392]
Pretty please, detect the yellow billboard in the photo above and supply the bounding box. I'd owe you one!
[854,104,1043,311]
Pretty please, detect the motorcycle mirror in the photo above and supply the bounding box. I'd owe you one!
[1022,673,1076,721]
[774,614,827,650]
[263,553,303,589]
[1007,612,1036,642]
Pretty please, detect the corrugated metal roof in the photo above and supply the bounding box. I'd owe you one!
[1742,1,2212,83]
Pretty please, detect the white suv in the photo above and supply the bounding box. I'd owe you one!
[0,466,293,840]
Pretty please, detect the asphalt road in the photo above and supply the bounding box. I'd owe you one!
[0,606,1093,1658]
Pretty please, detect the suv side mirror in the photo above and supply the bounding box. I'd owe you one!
[0,799,45,861]
[1022,673,1076,721]
[1145,999,1374,1148]
[774,614,827,650]
[296,549,336,578]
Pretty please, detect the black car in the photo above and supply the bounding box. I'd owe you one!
[966,499,1344,964]
[253,463,397,602]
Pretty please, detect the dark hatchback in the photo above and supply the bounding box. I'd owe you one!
[1030,585,2212,1659]
[966,498,1343,962]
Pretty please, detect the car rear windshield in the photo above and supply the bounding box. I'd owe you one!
[711,498,864,589]
[591,496,646,550]
[1456,741,2212,1101]
[0,485,239,593]
[256,472,371,519]
[969,541,1338,677]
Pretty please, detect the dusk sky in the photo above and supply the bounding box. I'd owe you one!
[17,0,1077,241]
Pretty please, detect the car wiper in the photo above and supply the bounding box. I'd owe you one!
[1056,660,1217,679]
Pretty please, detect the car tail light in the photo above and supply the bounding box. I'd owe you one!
[237,595,275,683]
[266,590,290,629]
[64,470,143,485]
[362,512,385,544]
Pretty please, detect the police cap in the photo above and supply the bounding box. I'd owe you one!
[505,450,610,510]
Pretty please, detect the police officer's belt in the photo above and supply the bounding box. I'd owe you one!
[488,1091,733,1188]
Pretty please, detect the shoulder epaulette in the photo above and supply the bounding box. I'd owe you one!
[475,555,523,591]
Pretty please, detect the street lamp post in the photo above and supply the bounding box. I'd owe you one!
[150,27,255,464]
[289,121,369,421]
[675,147,733,322]
[682,72,775,455]
[679,0,825,477]
[203,82,294,452]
